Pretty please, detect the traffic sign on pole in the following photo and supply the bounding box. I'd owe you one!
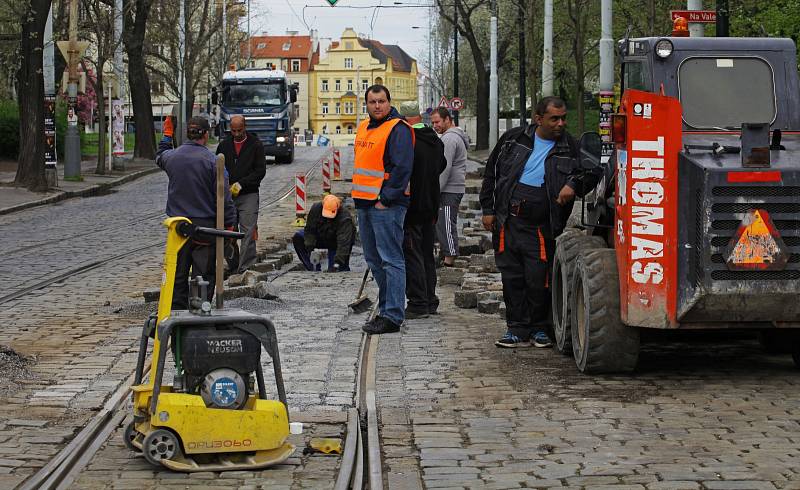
[437,96,450,109]
[450,97,465,111]
[670,10,716,22]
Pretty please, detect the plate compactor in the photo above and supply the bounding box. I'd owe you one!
[124,217,295,471]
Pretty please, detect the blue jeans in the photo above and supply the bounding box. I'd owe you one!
[357,205,407,325]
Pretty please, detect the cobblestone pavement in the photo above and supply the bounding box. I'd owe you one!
[0,147,334,488]
[378,295,800,490]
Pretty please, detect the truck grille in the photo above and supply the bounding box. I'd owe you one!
[705,185,800,281]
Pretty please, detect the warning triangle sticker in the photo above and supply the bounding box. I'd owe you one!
[725,209,789,271]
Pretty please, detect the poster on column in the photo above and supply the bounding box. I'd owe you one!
[44,95,57,167]
[112,99,125,156]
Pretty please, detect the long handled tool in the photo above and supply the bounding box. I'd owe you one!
[215,154,225,309]
[348,268,373,313]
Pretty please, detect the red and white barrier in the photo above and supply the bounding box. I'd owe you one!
[322,158,332,193]
[333,149,341,180]
[295,173,306,215]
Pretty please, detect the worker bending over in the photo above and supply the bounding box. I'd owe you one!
[293,194,355,272]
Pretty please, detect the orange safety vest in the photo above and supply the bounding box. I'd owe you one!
[352,118,415,201]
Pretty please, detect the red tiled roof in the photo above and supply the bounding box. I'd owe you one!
[244,35,313,60]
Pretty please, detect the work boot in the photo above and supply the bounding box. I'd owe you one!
[362,317,401,334]
[405,308,429,320]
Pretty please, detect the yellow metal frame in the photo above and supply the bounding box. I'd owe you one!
[129,218,293,469]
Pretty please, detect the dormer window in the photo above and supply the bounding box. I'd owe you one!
[282,42,291,51]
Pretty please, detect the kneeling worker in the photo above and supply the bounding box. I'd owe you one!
[293,194,355,272]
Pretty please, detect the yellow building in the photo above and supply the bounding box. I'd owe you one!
[310,28,418,146]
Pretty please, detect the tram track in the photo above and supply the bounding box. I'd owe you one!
[0,150,330,308]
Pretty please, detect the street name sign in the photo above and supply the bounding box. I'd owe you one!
[670,10,717,23]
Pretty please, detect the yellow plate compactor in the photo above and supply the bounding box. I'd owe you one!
[124,217,295,471]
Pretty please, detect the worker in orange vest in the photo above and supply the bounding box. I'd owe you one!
[353,84,415,334]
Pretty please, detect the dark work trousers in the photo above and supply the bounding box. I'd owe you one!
[403,220,439,314]
[173,239,216,310]
[493,184,554,341]
[292,230,351,271]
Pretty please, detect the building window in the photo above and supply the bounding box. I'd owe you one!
[256,43,266,49]
[344,101,354,114]
[344,57,353,69]
[335,79,341,91]
[291,59,301,72]
[335,102,341,114]
[282,42,291,51]
[345,42,353,49]
[347,125,354,134]
[322,103,328,114]
[347,79,353,91]
[362,79,369,91]
[375,77,383,85]
[322,125,327,134]
[336,126,341,134]
[321,79,328,91]
[361,101,366,114]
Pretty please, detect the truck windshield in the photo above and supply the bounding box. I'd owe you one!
[679,57,776,129]
[222,82,285,107]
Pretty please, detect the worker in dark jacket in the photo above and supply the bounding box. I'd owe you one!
[292,195,355,271]
[480,96,600,349]
[399,105,447,318]
[215,115,267,273]
[156,116,237,310]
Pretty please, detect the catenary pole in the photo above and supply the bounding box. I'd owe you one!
[64,0,81,179]
[453,0,459,125]
[542,0,553,96]
[518,0,526,125]
[687,0,704,37]
[489,0,498,148]
[178,0,187,144]
[716,0,729,37]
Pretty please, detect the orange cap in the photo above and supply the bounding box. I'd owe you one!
[322,194,340,218]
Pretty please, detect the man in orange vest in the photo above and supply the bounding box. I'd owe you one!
[353,84,415,334]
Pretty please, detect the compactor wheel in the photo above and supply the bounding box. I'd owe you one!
[123,421,142,453]
[570,249,639,373]
[143,429,182,467]
[551,229,607,355]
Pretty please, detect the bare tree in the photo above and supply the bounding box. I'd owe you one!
[13,0,50,191]
[80,0,126,174]
[124,0,155,159]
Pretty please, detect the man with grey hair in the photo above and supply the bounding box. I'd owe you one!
[216,115,266,273]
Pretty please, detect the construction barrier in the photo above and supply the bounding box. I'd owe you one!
[322,158,331,194]
[333,149,341,180]
[294,173,306,227]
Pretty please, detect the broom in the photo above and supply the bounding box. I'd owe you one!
[348,268,373,313]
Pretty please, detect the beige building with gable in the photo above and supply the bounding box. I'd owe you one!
[309,28,418,146]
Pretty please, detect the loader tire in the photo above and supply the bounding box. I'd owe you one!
[571,249,639,373]
[551,229,607,355]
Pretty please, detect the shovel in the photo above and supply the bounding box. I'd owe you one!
[348,269,373,313]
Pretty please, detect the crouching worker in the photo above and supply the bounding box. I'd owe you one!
[293,194,355,272]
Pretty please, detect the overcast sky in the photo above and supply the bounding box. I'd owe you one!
[249,0,433,69]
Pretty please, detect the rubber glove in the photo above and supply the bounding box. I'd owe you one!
[230,182,242,198]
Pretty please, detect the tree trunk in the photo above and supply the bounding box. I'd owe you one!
[14,0,50,191]
[124,0,156,159]
[96,72,106,174]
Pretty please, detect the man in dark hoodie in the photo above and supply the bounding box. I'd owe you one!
[353,85,414,334]
[215,116,267,273]
[399,104,447,319]
[156,116,237,310]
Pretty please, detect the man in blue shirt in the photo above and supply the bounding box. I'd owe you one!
[480,97,598,348]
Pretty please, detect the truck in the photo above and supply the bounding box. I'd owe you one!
[218,69,299,164]
[551,35,800,373]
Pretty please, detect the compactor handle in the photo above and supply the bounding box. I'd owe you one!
[177,222,244,240]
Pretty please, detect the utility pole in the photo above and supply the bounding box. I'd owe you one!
[222,0,227,71]
[517,1,526,125]
[453,0,459,126]
[64,0,82,179]
[44,4,56,187]
[599,0,614,160]
[113,0,124,170]
[355,65,361,128]
[178,0,187,144]
[687,0,704,37]
[489,0,498,149]
[246,0,251,67]
[542,0,553,96]
[716,0,729,37]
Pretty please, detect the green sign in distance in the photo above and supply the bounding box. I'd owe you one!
[326,0,338,5]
